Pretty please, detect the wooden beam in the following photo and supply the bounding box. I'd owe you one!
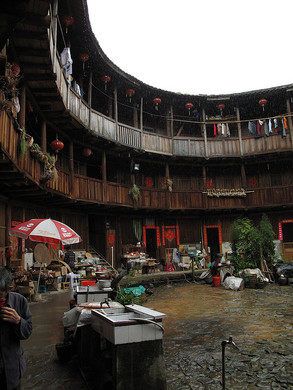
[5,202,11,267]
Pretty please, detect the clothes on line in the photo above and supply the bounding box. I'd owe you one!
[248,117,287,138]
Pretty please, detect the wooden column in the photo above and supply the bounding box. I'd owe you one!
[114,87,118,123]
[69,140,74,196]
[286,98,293,147]
[202,108,208,158]
[236,107,243,156]
[108,98,113,118]
[202,165,207,209]
[170,105,174,138]
[165,163,171,209]
[5,202,11,267]
[133,106,138,128]
[102,151,107,202]
[202,165,207,189]
[88,71,93,128]
[140,97,143,131]
[52,0,58,72]
[18,85,26,129]
[88,71,93,107]
[241,164,247,188]
[41,120,47,152]
[166,108,170,136]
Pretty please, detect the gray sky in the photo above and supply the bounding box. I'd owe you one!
[87,0,292,95]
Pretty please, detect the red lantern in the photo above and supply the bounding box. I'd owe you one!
[80,52,89,72]
[153,97,162,111]
[79,52,89,63]
[259,98,268,111]
[83,147,92,157]
[50,137,64,153]
[217,103,225,116]
[101,75,111,91]
[185,102,194,115]
[126,88,135,102]
[63,16,75,33]
[145,177,153,188]
[10,63,20,77]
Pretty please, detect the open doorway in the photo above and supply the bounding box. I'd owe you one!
[203,224,222,261]
[143,226,160,259]
[280,220,293,261]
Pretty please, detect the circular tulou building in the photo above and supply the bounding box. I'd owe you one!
[0,0,292,268]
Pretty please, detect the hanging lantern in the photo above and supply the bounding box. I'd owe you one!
[126,88,135,102]
[50,137,64,153]
[83,147,92,157]
[259,98,268,111]
[63,16,75,34]
[10,63,21,77]
[185,102,194,116]
[80,52,89,72]
[101,75,111,91]
[153,97,162,111]
[217,103,225,116]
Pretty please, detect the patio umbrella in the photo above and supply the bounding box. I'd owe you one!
[10,218,82,245]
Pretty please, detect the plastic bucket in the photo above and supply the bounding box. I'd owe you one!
[212,275,221,287]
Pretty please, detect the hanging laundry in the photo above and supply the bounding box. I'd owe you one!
[268,118,273,134]
[256,120,264,136]
[226,123,230,137]
[283,116,288,130]
[221,123,226,136]
[217,123,222,135]
[264,120,269,136]
[60,47,73,78]
[213,123,217,137]
[248,121,256,135]
[273,118,279,132]
[281,118,287,137]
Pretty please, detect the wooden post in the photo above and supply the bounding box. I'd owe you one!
[5,202,11,267]
[108,98,113,118]
[166,108,170,136]
[88,71,93,107]
[140,97,143,131]
[52,0,58,72]
[88,71,93,128]
[41,120,47,152]
[170,105,174,138]
[236,107,243,156]
[202,165,207,209]
[114,87,118,122]
[102,151,107,202]
[286,98,293,147]
[202,108,208,158]
[18,85,26,129]
[202,166,207,188]
[133,106,138,128]
[165,162,171,209]
[69,140,74,196]
[241,164,246,188]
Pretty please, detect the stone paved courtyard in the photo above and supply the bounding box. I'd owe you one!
[146,283,293,390]
[21,284,292,389]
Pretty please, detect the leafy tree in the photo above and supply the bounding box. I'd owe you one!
[231,215,275,272]
[259,214,275,267]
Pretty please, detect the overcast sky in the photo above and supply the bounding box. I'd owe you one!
[87,0,292,95]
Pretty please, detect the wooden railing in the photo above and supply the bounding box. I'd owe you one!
[47,170,70,195]
[0,111,41,183]
[50,47,293,159]
[1,110,293,210]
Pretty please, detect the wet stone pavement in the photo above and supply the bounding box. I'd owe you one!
[21,284,292,389]
[146,283,293,390]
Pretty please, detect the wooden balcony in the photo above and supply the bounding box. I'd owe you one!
[1,110,293,211]
[51,45,293,159]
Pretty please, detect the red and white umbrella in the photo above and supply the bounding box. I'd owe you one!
[10,218,82,245]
